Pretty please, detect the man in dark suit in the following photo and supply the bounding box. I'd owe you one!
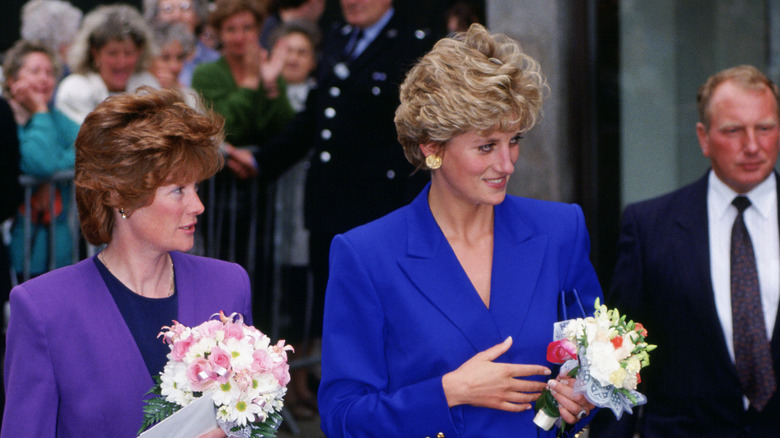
[226,0,433,336]
[590,65,780,437]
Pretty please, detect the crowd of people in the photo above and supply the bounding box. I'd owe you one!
[2,0,779,437]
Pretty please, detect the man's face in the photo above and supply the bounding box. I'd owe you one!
[697,80,780,193]
[340,0,392,28]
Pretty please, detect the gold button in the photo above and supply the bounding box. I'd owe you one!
[437,434,445,438]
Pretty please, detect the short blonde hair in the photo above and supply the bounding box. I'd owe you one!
[75,87,224,245]
[395,23,547,169]
[696,65,780,129]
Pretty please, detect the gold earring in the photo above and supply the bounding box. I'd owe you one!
[425,154,442,170]
[119,208,127,219]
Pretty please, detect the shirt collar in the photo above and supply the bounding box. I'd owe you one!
[709,170,776,220]
[356,6,394,43]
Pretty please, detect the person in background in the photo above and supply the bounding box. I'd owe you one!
[191,0,295,323]
[192,0,294,147]
[0,97,21,411]
[444,0,482,34]
[55,4,159,124]
[2,40,79,280]
[149,22,197,93]
[142,0,220,87]
[318,24,600,437]
[259,0,325,50]
[1,88,248,438]
[19,0,83,78]
[0,97,21,301]
[267,18,320,420]
[225,0,435,372]
[590,65,780,436]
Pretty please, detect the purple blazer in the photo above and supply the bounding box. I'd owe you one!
[1,252,253,437]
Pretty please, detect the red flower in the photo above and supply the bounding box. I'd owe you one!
[611,335,624,349]
[636,372,642,384]
[635,323,648,337]
[546,339,578,364]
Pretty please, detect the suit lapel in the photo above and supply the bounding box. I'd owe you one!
[397,189,544,353]
[85,258,154,390]
[675,175,739,374]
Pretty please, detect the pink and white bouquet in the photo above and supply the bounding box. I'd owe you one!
[533,298,656,432]
[138,312,293,438]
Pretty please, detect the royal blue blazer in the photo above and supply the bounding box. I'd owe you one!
[319,185,603,437]
[1,252,252,437]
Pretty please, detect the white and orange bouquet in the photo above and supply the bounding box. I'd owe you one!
[138,312,293,438]
[533,299,656,432]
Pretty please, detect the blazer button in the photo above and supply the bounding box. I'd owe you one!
[324,107,336,118]
[321,129,332,140]
[320,151,331,163]
[437,433,444,437]
[372,86,381,96]
[329,86,341,97]
[386,170,395,179]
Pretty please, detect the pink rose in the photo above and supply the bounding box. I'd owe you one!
[187,358,215,391]
[271,362,291,386]
[546,339,578,364]
[208,347,233,383]
[197,320,223,338]
[170,336,194,361]
[223,323,244,341]
[252,350,273,373]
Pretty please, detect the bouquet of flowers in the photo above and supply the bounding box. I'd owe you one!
[533,298,656,433]
[138,311,293,438]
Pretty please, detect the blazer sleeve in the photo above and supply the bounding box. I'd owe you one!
[1,285,58,437]
[319,235,459,438]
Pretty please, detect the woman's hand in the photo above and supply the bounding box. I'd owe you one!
[10,78,48,114]
[547,377,596,424]
[259,38,288,99]
[197,427,226,438]
[442,336,551,412]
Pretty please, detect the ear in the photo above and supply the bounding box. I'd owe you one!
[696,122,710,157]
[420,142,440,157]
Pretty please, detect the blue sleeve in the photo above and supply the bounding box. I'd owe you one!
[18,110,78,177]
[319,235,459,438]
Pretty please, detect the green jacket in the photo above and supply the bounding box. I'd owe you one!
[192,57,295,146]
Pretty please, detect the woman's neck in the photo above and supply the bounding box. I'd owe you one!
[427,182,494,243]
[100,244,174,299]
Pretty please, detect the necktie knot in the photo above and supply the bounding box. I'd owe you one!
[733,196,751,214]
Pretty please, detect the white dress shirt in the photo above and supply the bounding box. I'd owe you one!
[708,170,780,367]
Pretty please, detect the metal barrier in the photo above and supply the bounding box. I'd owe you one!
[17,170,82,282]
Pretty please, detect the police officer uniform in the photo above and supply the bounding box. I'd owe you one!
[257,7,434,336]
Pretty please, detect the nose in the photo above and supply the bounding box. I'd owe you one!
[190,191,205,216]
[744,128,760,154]
[495,144,516,174]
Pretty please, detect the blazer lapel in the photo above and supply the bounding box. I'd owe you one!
[397,189,544,353]
[489,200,546,338]
[674,175,737,373]
[85,258,154,389]
[398,188,498,352]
